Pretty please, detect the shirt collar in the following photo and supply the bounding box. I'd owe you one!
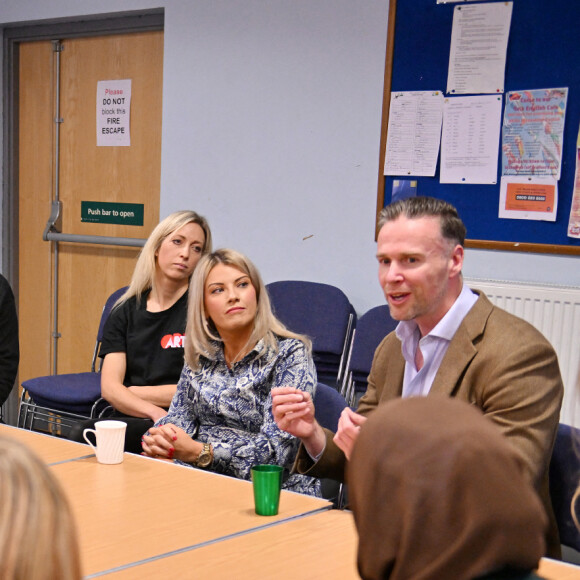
[213,338,265,364]
[396,283,478,342]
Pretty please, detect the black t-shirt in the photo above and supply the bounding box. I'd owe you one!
[99,290,187,387]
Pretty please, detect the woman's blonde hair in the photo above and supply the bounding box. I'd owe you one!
[184,248,310,369]
[119,210,212,305]
[0,436,82,580]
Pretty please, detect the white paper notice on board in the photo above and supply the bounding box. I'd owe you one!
[440,95,502,184]
[97,79,131,146]
[447,2,512,95]
[384,91,444,177]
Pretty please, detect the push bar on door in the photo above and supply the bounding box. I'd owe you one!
[43,200,147,248]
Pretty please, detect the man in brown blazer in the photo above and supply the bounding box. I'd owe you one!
[272,196,563,557]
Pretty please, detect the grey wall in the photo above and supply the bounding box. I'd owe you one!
[1,0,578,317]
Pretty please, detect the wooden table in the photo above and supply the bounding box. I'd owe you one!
[52,454,330,577]
[539,559,580,580]
[98,509,580,580]
[0,423,92,464]
[5,426,580,580]
[0,426,331,577]
[103,509,358,579]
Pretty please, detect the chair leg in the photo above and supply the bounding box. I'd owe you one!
[337,483,346,509]
[18,391,31,430]
[346,379,355,407]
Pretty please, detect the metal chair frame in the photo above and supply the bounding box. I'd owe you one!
[341,305,398,406]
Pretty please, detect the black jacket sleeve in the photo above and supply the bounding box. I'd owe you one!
[0,275,19,405]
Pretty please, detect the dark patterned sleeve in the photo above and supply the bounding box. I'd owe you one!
[154,364,200,436]
[211,340,317,482]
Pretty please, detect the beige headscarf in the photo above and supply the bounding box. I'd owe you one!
[347,396,547,580]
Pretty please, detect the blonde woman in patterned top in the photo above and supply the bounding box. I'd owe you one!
[142,248,320,496]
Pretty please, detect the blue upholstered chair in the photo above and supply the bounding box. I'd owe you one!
[313,382,349,507]
[266,280,356,389]
[18,286,127,437]
[549,423,580,553]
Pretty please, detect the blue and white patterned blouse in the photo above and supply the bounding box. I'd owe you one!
[155,335,321,497]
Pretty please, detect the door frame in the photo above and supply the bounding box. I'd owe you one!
[1,8,164,424]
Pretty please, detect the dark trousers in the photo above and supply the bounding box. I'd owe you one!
[68,414,154,455]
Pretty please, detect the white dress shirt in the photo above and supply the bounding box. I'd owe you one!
[397,284,478,398]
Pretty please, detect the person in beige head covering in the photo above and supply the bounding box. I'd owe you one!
[347,397,547,580]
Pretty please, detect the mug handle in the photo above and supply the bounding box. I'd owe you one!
[83,428,98,453]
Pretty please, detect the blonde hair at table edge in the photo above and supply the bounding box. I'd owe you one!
[0,436,82,580]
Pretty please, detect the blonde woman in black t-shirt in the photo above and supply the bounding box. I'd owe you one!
[70,210,212,452]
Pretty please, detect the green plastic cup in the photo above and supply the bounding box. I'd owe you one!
[251,464,283,516]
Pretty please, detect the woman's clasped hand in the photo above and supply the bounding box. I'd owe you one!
[142,423,197,462]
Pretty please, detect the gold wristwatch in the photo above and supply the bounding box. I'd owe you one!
[194,442,213,468]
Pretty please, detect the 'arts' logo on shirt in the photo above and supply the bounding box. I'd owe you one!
[161,333,185,349]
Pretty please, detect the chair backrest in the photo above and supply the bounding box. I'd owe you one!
[348,304,398,383]
[267,280,355,355]
[91,286,128,371]
[314,382,348,432]
[266,280,356,385]
[549,423,580,551]
[97,286,129,342]
[313,382,349,507]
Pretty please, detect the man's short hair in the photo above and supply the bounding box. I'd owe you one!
[378,196,466,247]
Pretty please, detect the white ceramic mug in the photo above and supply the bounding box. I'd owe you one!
[83,420,127,464]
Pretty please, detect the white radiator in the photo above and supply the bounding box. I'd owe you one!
[466,278,580,427]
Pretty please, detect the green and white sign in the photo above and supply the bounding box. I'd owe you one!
[81,201,144,226]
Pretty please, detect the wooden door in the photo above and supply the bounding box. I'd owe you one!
[18,31,163,385]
